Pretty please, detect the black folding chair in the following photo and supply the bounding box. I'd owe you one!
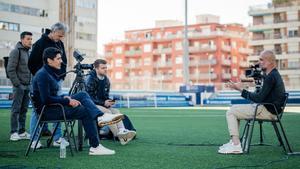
[240,93,293,154]
[25,94,77,157]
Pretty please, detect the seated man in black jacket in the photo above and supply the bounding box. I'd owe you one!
[32,47,123,155]
[86,59,136,145]
[218,50,286,154]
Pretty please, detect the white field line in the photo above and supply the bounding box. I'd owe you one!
[134,106,300,113]
[130,113,300,118]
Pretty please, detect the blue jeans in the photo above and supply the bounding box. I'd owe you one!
[42,92,103,147]
[30,109,62,141]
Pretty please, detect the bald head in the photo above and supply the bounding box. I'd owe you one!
[259,50,277,73]
[260,50,276,65]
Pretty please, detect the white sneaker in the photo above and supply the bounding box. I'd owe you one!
[219,140,232,150]
[97,113,124,127]
[10,132,21,141]
[31,141,43,149]
[89,144,115,155]
[53,137,70,147]
[117,129,136,145]
[218,142,243,154]
[19,132,31,140]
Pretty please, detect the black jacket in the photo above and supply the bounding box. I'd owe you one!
[86,70,110,107]
[28,31,67,79]
[32,64,70,114]
[241,68,286,115]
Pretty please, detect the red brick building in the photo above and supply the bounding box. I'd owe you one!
[104,15,251,91]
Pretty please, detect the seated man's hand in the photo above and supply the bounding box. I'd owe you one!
[69,99,81,107]
[104,100,114,108]
[226,80,243,92]
[64,96,72,100]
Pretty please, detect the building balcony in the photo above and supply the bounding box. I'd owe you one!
[189,73,217,80]
[221,59,231,66]
[153,74,173,80]
[125,63,142,68]
[221,73,231,80]
[239,61,249,68]
[153,61,173,68]
[189,59,217,66]
[238,48,253,54]
[189,45,217,53]
[105,51,113,57]
[249,20,300,32]
[153,48,172,54]
[221,45,231,52]
[279,69,300,76]
[125,49,142,56]
[249,51,300,62]
[249,36,300,46]
[249,4,300,16]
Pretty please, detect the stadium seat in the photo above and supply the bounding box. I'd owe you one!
[25,94,77,157]
[240,93,293,154]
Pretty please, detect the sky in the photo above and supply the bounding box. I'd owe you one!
[97,0,271,54]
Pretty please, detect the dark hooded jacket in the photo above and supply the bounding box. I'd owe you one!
[28,30,67,79]
[86,70,110,107]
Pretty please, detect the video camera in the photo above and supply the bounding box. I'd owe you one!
[73,50,94,71]
[245,64,264,80]
[245,64,265,91]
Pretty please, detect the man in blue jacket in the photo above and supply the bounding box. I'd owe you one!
[28,22,68,148]
[32,47,123,155]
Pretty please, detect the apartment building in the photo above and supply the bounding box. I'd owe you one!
[0,0,98,87]
[73,0,97,64]
[0,0,59,85]
[104,15,251,91]
[248,0,300,89]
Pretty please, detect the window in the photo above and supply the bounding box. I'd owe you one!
[143,44,152,52]
[76,32,96,41]
[0,2,47,17]
[115,59,122,67]
[76,0,96,9]
[176,69,182,77]
[0,21,19,32]
[175,42,182,50]
[144,58,151,66]
[175,56,182,64]
[115,46,123,54]
[115,72,122,79]
[288,30,298,37]
[232,56,237,63]
[232,69,237,77]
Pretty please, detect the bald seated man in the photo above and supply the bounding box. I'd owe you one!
[218,50,286,154]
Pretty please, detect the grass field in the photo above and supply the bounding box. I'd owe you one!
[0,108,300,169]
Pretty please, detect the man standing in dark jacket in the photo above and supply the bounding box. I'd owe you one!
[28,22,68,148]
[218,50,286,154]
[32,47,123,155]
[28,23,67,77]
[86,59,136,145]
[7,31,32,141]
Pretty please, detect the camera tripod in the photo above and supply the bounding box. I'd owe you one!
[67,68,87,151]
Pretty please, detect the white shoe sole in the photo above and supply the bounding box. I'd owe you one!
[89,151,115,155]
[218,150,243,154]
[98,115,124,127]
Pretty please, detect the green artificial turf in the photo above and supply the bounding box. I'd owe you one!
[0,108,300,169]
